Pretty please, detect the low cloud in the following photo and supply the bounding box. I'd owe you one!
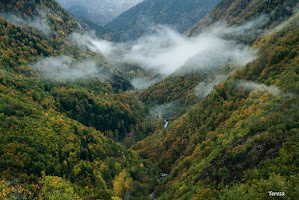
[195,74,227,99]
[131,76,162,90]
[238,80,285,96]
[208,15,267,37]
[151,102,180,119]
[0,13,52,35]
[32,56,108,81]
[75,21,260,76]
[68,17,268,90]
[69,32,119,56]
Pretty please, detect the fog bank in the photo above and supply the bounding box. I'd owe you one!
[79,21,261,75]
[32,56,108,81]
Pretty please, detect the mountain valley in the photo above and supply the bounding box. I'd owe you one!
[0,0,298,199]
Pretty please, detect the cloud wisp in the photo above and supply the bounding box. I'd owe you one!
[151,102,180,119]
[237,80,297,98]
[0,13,52,35]
[70,32,117,56]
[237,80,286,96]
[195,74,227,99]
[208,15,268,37]
[32,56,108,81]
[131,77,162,90]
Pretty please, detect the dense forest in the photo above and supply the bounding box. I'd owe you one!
[0,0,298,199]
[133,0,299,199]
[0,0,160,199]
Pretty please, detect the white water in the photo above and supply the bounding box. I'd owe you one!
[164,118,168,128]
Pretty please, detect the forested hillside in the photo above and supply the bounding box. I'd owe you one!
[138,0,298,114]
[132,0,299,199]
[134,26,298,199]
[187,0,297,37]
[0,0,298,199]
[105,0,220,40]
[0,0,159,199]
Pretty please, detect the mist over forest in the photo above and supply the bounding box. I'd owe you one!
[0,0,298,199]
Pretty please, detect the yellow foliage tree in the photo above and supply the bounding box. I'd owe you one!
[113,169,133,198]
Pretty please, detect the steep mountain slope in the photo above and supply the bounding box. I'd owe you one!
[74,16,123,42]
[132,0,299,199]
[0,0,143,140]
[138,0,298,120]
[0,0,160,199]
[105,0,220,40]
[0,0,79,36]
[1,0,298,199]
[154,26,298,199]
[187,0,297,37]
[57,0,143,25]
[0,73,159,199]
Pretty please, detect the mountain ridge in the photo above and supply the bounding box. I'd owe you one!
[105,0,220,40]
[0,0,298,199]
[57,0,143,25]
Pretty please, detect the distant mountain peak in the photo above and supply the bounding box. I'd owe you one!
[57,0,143,25]
[105,0,220,41]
